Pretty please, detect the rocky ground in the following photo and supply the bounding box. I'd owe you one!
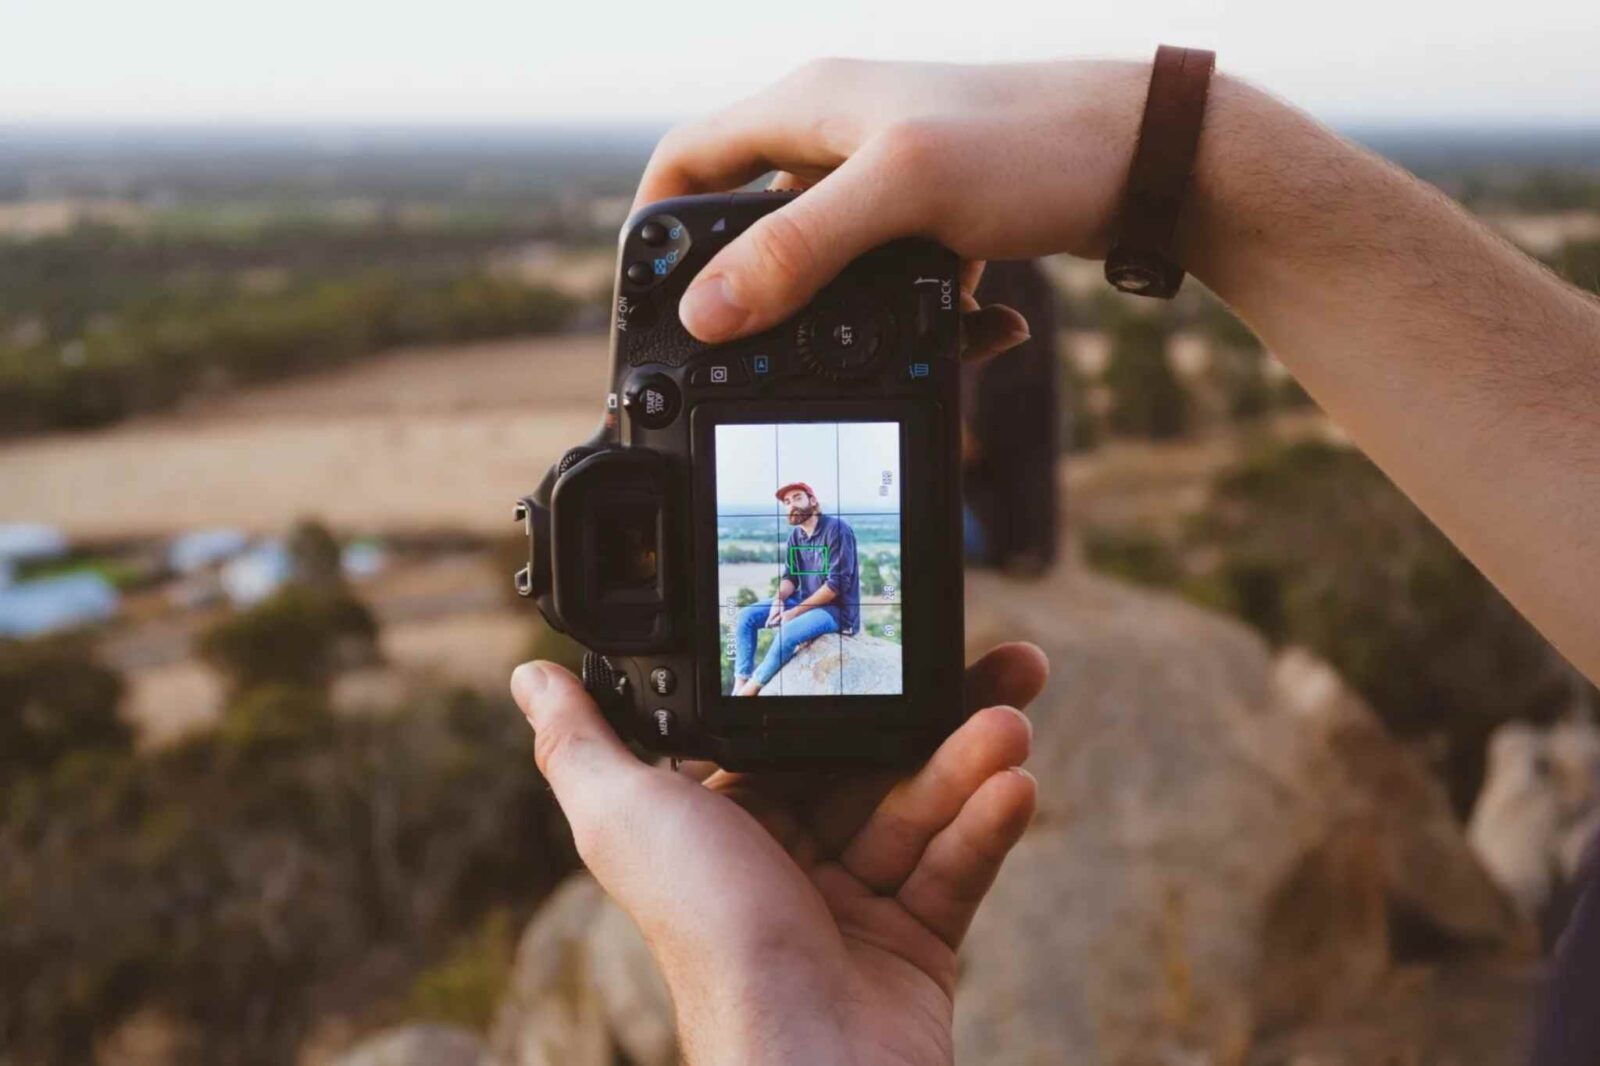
[332,566,1544,1066]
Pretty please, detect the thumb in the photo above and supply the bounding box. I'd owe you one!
[678,147,920,343]
[510,661,652,868]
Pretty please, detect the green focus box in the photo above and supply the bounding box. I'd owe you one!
[788,543,830,575]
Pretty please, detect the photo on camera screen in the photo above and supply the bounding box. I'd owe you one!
[714,421,903,698]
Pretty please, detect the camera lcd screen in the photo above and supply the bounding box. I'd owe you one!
[713,421,904,698]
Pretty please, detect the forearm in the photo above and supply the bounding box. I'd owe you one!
[791,585,838,615]
[1177,72,1600,679]
[674,970,856,1066]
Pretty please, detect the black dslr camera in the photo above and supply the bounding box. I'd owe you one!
[515,192,964,768]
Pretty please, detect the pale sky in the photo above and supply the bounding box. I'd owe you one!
[3,0,1599,126]
[717,422,901,516]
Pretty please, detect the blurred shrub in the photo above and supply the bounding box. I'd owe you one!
[0,634,129,780]
[215,684,338,762]
[0,684,576,1066]
[1553,238,1600,294]
[1187,439,1573,809]
[406,908,518,1031]
[0,270,576,434]
[1060,350,1098,453]
[199,586,379,696]
[1104,312,1189,439]
[1082,528,1183,589]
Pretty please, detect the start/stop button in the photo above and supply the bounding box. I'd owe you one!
[621,374,681,429]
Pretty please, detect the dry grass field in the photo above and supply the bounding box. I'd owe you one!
[0,332,612,538]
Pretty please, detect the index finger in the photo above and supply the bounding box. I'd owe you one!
[632,71,865,211]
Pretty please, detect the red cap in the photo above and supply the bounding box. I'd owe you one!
[775,482,815,502]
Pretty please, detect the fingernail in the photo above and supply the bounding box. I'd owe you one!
[511,661,550,713]
[680,275,749,340]
[1009,766,1037,785]
[1001,327,1032,349]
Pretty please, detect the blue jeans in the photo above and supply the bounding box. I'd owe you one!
[734,597,841,687]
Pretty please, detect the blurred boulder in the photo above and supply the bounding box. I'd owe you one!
[955,568,1526,1065]
[1469,722,1563,921]
[484,876,673,1066]
[331,1024,482,1066]
[761,633,902,696]
[1470,713,1600,933]
[480,569,1524,1066]
[94,1006,202,1066]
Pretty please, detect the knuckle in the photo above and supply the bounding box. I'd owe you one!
[790,56,856,88]
[532,724,582,781]
[743,211,821,297]
[649,122,695,167]
[873,119,949,178]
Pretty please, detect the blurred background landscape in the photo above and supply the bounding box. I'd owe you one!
[4,4,1600,1064]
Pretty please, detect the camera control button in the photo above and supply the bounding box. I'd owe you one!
[621,375,681,429]
[689,361,750,387]
[639,221,668,246]
[744,353,774,379]
[651,707,676,739]
[649,667,676,696]
[625,261,653,286]
[797,296,892,380]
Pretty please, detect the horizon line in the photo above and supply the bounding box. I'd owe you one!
[3,116,1600,135]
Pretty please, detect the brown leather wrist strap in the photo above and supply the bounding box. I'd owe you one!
[1104,45,1215,299]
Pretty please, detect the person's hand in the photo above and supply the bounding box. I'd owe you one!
[510,643,1048,1066]
[633,58,1153,348]
[776,605,806,625]
[765,603,784,628]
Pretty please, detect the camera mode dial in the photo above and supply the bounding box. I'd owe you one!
[796,294,894,381]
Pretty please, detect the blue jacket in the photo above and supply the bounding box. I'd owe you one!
[780,513,861,635]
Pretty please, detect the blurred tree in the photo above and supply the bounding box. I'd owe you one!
[197,586,378,697]
[1104,312,1189,439]
[286,519,343,592]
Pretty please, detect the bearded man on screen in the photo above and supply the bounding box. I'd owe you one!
[731,482,861,697]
